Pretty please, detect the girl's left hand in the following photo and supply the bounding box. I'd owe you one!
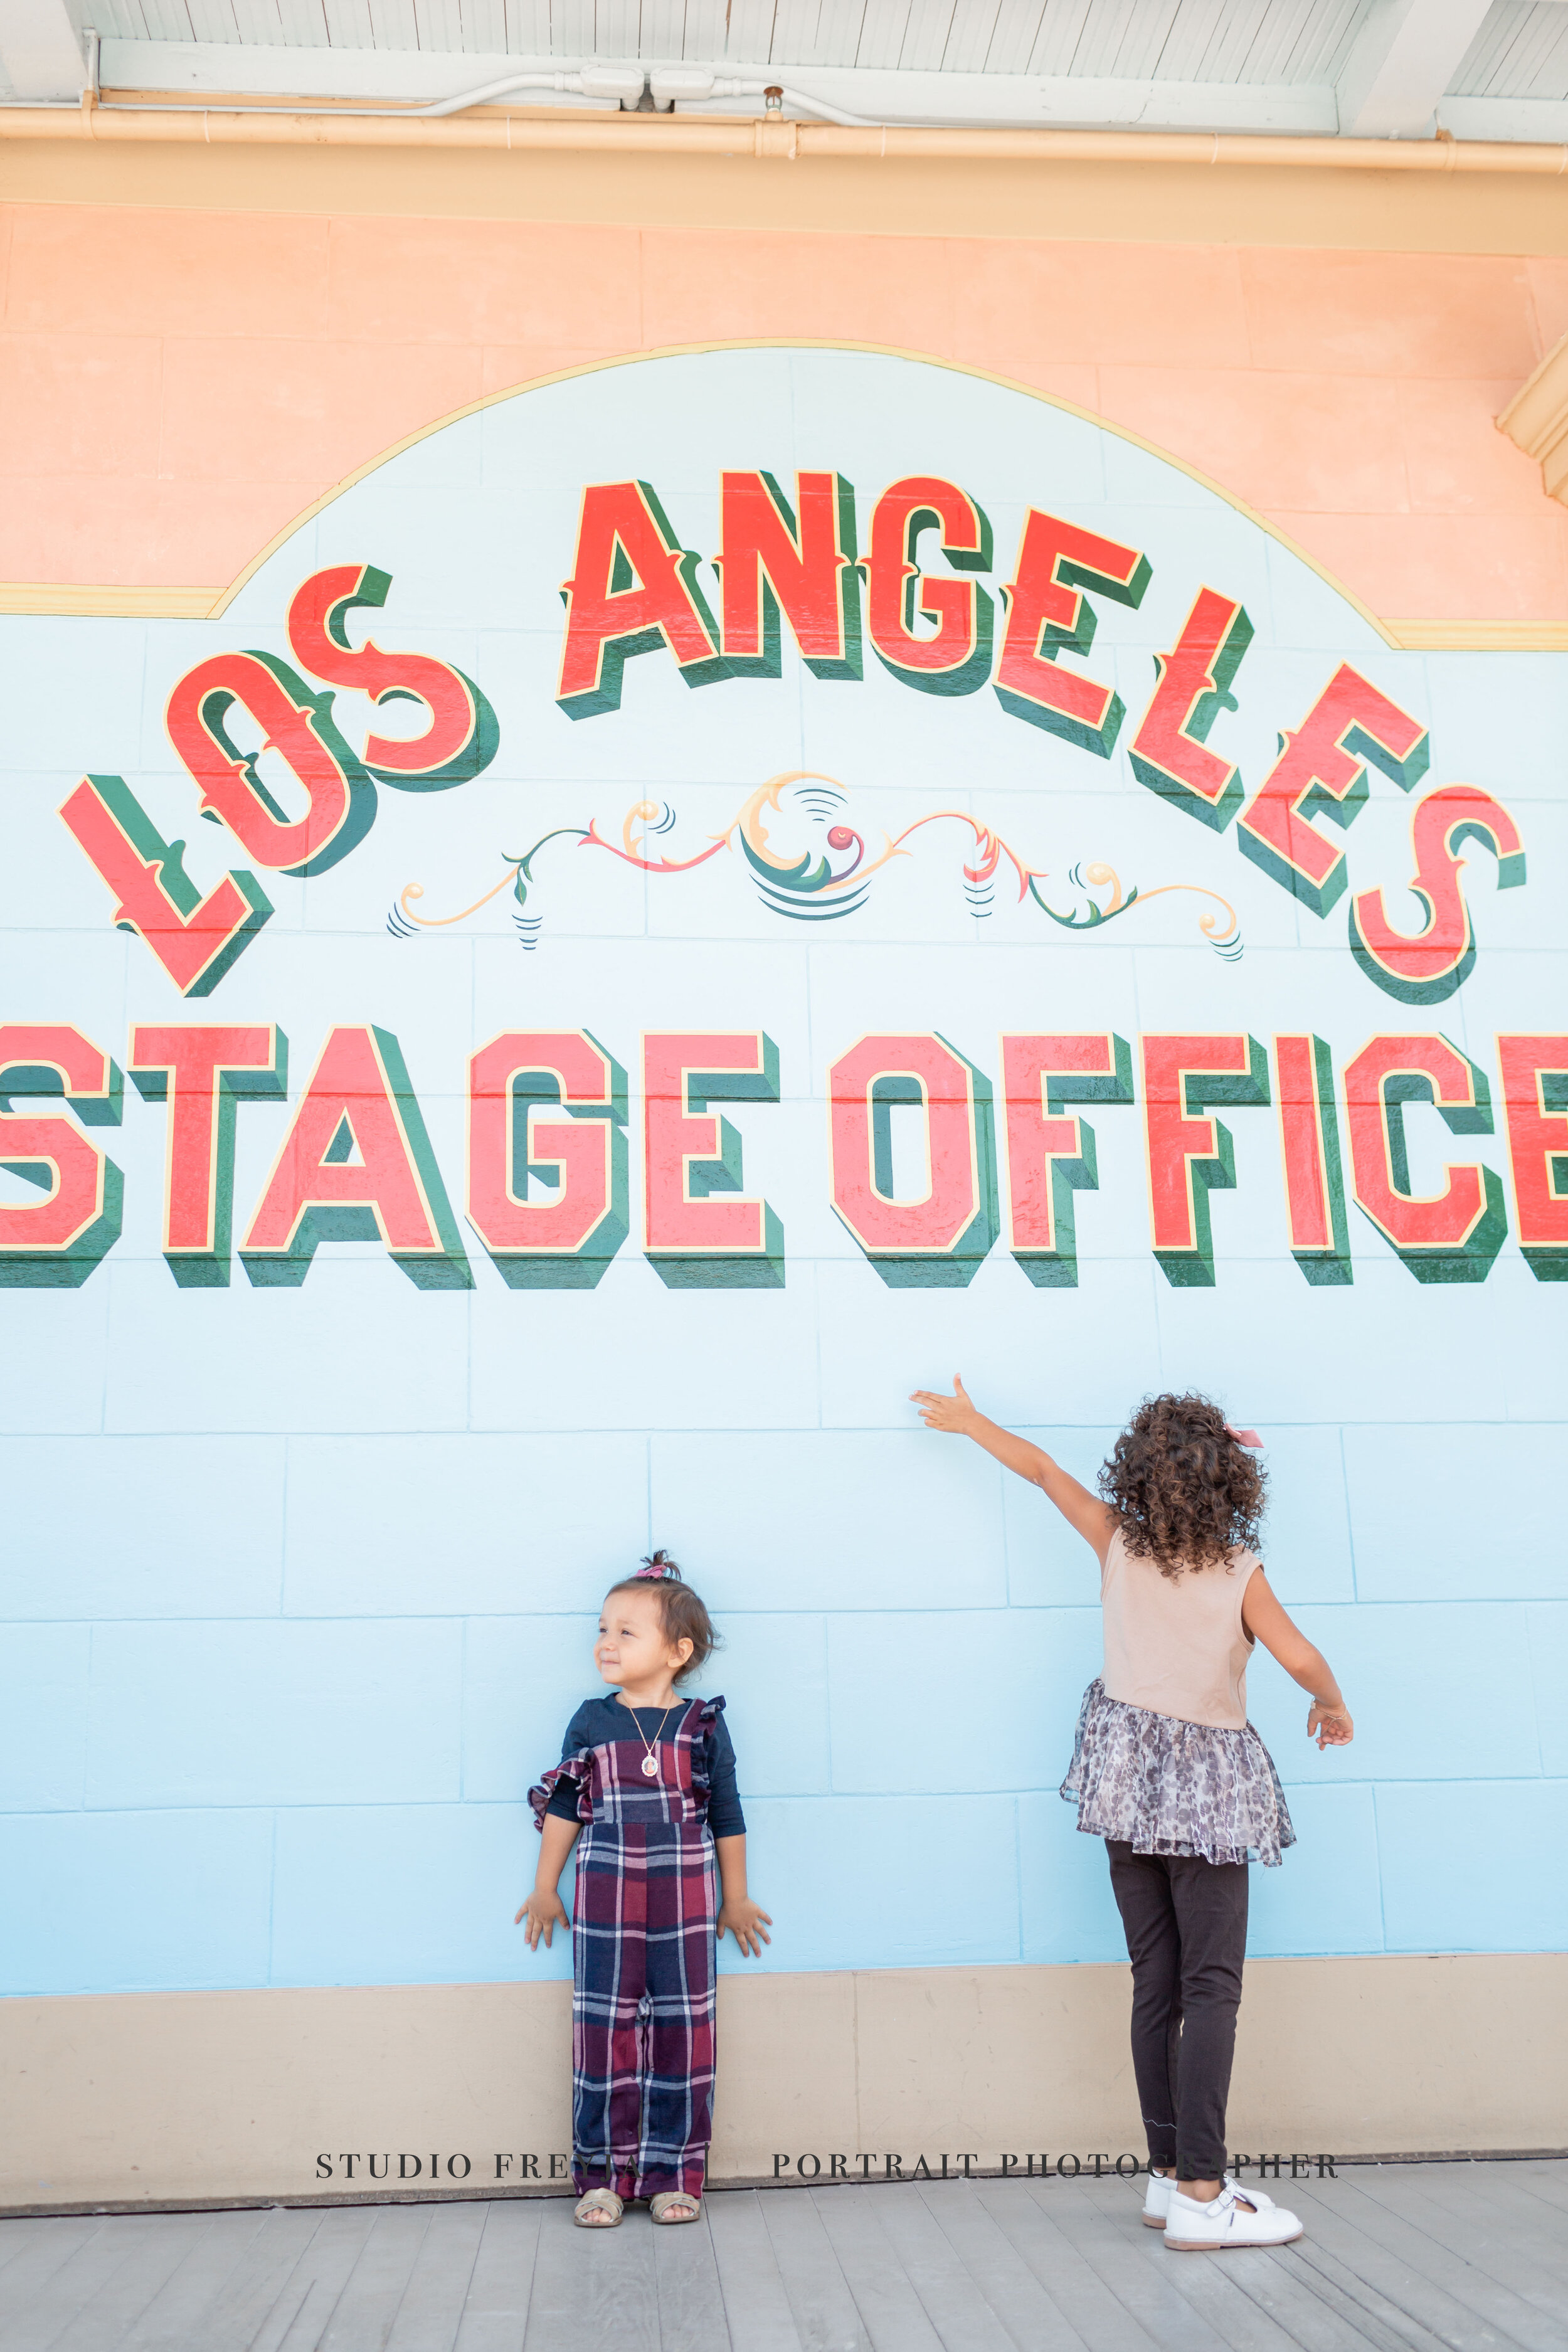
[1308,1702,1353,1748]
[718,1897,773,1959]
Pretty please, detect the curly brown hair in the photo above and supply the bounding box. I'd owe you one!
[602,1550,721,1682]
[1097,1393,1266,1577]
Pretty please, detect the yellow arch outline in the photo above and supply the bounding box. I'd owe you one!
[2,339,1564,649]
[206,338,1399,641]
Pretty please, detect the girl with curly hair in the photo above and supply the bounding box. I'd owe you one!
[911,1378,1353,2254]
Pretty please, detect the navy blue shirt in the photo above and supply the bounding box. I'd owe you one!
[544,1695,746,1838]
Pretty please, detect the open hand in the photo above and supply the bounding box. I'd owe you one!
[718,1897,773,1959]
[910,1375,980,1436]
[514,1888,569,1949]
[1307,1703,1353,1749]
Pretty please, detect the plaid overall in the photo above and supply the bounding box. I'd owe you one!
[529,1697,722,2201]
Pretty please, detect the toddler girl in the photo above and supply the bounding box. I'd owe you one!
[912,1379,1353,2252]
[516,1552,771,2228]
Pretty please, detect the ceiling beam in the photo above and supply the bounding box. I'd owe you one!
[100,40,1336,135]
[1336,0,1495,138]
[1442,95,1568,140]
[0,0,84,101]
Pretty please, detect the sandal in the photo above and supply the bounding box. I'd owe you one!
[573,2188,624,2228]
[649,2191,701,2225]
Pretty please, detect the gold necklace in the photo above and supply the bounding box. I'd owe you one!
[626,1698,677,1779]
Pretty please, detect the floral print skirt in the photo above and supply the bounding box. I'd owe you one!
[1060,1677,1296,1868]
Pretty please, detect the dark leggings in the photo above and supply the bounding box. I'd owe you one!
[1106,1840,1248,2181]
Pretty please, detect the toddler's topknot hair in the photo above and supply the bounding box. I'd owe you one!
[605,1550,720,1679]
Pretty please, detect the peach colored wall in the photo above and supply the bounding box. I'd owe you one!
[3,203,1567,622]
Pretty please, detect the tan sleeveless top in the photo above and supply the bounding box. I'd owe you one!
[1100,1527,1261,1729]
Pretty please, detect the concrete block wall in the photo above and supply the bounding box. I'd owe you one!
[1,196,1566,2174]
[3,1407,1565,1996]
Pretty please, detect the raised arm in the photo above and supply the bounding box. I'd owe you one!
[1240,1571,1353,1749]
[911,1375,1118,1563]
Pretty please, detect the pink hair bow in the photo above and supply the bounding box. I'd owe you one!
[1226,1424,1263,1448]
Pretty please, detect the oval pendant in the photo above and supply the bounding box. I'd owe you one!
[640,1756,659,1779]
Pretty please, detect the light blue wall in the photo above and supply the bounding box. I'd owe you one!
[1,348,1564,2000]
[1,1419,1564,1993]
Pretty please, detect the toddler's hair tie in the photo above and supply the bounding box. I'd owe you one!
[635,1549,683,1581]
[1226,1424,1263,1449]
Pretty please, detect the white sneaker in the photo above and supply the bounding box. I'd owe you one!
[1164,2182,1303,2250]
[1141,2170,1276,2229]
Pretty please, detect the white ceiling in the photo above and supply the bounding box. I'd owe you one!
[1,0,1564,137]
[65,0,1374,80]
[1454,0,1568,99]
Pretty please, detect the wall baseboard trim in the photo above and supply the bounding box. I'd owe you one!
[3,1952,1562,2212]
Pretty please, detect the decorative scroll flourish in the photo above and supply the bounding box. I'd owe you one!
[387,771,1241,958]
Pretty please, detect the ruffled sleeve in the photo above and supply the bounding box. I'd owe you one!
[685,1694,725,1810]
[527,1749,595,1835]
[689,1696,744,1836]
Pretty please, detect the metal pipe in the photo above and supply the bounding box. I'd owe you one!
[0,62,645,124]
[1,103,1565,172]
[405,67,644,115]
[655,74,879,127]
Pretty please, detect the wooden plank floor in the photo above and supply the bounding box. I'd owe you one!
[0,2161,1562,2352]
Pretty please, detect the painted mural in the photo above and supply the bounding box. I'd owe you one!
[2,346,1563,1999]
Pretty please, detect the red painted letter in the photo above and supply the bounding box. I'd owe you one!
[1141,1034,1271,1286]
[287,563,498,788]
[1349,784,1525,1004]
[59,775,273,996]
[557,481,726,719]
[718,472,861,681]
[865,478,993,697]
[166,650,377,876]
[1129,589,1253,831]
[995,511,1150,755]
[468,1030,628,1288]
[1496,1034,1568,1283]
[1237,664,1428,917]
[1342,1033,1505,1283]
[642,1032,782,1287]
[1000,1033,1133,1286]
[0,1025,123,1287]
[1273,1034,1351,1285]
[241,1026,470,1289]
[129,1024,287,1286]
[829,1034,997,1288]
